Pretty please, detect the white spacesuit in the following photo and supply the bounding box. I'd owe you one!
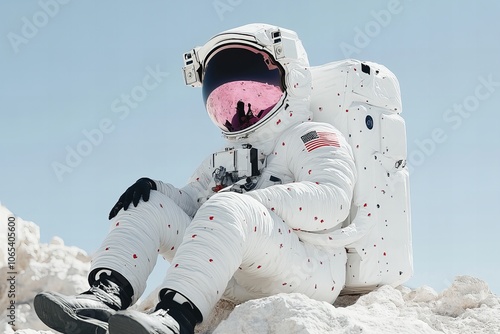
[34,23,412,334]
[96,20,354,323]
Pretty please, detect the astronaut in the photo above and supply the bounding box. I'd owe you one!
[34,23,356,334]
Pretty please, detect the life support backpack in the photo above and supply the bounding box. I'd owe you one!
[309,59,413,293]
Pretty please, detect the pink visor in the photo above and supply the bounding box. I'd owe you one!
[202,45,284,133]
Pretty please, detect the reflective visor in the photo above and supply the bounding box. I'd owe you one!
[202,45,284,133]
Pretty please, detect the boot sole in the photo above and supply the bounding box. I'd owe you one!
[34,292,109,334]
[108,311,178,334]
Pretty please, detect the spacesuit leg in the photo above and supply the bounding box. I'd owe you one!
[161,191,346,319]
[90,191,192,304]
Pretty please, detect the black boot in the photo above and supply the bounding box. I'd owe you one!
[108,289,203,334]
[34,269,133,334]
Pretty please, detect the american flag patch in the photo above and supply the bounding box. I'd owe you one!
[301,131,340,152]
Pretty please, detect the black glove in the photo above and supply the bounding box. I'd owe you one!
[108,177,158,220]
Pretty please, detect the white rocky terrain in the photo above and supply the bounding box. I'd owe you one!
[1,204,499,334]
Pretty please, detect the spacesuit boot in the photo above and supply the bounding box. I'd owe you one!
[108,289,203,334]
[34,269,133,334]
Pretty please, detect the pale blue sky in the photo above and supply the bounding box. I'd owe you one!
[1,1,499,298]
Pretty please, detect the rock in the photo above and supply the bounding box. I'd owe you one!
[0,205,90,332]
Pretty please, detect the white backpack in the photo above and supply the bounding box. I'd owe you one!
[308,59,413,293]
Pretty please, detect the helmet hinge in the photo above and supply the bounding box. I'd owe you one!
[271,30,284,60]
[183,48,202,86]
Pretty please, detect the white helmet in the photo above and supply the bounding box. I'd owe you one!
[183,23,312,154]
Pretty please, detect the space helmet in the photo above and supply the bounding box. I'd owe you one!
[183,23,312,151]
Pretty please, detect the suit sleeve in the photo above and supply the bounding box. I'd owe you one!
[244,123,356,232]
[154,156,214,218]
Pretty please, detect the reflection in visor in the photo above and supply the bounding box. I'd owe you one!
[206,81,283,132]
[202,45,284,132]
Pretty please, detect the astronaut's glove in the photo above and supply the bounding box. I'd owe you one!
[108,177,157,219]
